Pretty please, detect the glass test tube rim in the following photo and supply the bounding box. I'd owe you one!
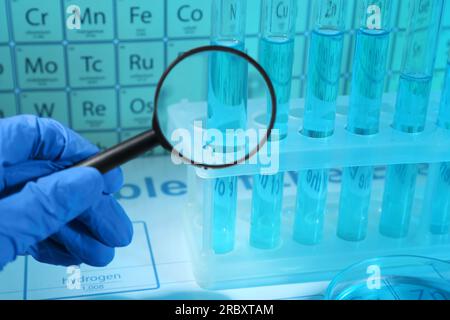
[313,0,347,34]
[211,0,247,45]
[260,0,297,42]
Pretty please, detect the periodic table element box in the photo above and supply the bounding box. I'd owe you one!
[0,0,8,43]
[64,0,114,41]
[20,91,69,126]
[167,38,209,63]
[295,0,310,33]
[0,46,14,90]
[118,41,164,86]
[15,45,65,89]
[245,0,261,35]
[117,0,164,40]
[68,43,115,88]
[120,86,154,129]
[70,89,117,131]
[10,0,63,42]
[25,222,158,300]
[0,93,16,118]
[167,0,211,38]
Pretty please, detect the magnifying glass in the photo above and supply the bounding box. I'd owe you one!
[74,45,277,174]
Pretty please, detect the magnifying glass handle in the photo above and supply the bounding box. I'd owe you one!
[74,130,159,174]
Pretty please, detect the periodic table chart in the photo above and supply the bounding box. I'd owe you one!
[0,0,449,152]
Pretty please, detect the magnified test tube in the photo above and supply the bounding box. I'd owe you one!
[208,0,247,254]
[428,51,450,235]
[379,0,444,238]
[293,0,346,245]
[337,0,393,242]
[249,0,297,250]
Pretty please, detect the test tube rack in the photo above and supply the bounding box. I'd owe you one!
[176,91,450,289]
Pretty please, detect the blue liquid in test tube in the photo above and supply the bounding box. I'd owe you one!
[293,0,346,245]
[429,54,450,234]
[337,0,393,242]
[251,172,285,248]
[208,0,247,254]
[379,0,444,238]
[250,0,297,249]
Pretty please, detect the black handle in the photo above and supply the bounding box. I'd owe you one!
[74,130,160,174]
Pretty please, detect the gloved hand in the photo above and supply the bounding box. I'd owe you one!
[0,115,133,270]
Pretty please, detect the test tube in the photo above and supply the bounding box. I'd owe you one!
[211,0,246,50]
[429,51,450,234]
[258,0,297,140]
[337,0,393,242]
[379,0,444,238]
[293,0,346,245]
[249,0,297,250]
[437,51,450,130]
[208,0,247,254]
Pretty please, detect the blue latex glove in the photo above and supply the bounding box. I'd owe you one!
[0,115,133,270]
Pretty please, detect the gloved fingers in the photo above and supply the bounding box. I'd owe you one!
[77,195,133,248]
[0,115,98,167]
[1,161,64,194]
[0,116,123,195]
[3,161,123,195]
[101,167,123,194]
[27,239,82,267]
[53,220,115,267]
[0,167,104,257]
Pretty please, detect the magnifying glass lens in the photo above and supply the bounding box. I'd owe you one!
[155,48,275,168]
[74,47,275,173]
